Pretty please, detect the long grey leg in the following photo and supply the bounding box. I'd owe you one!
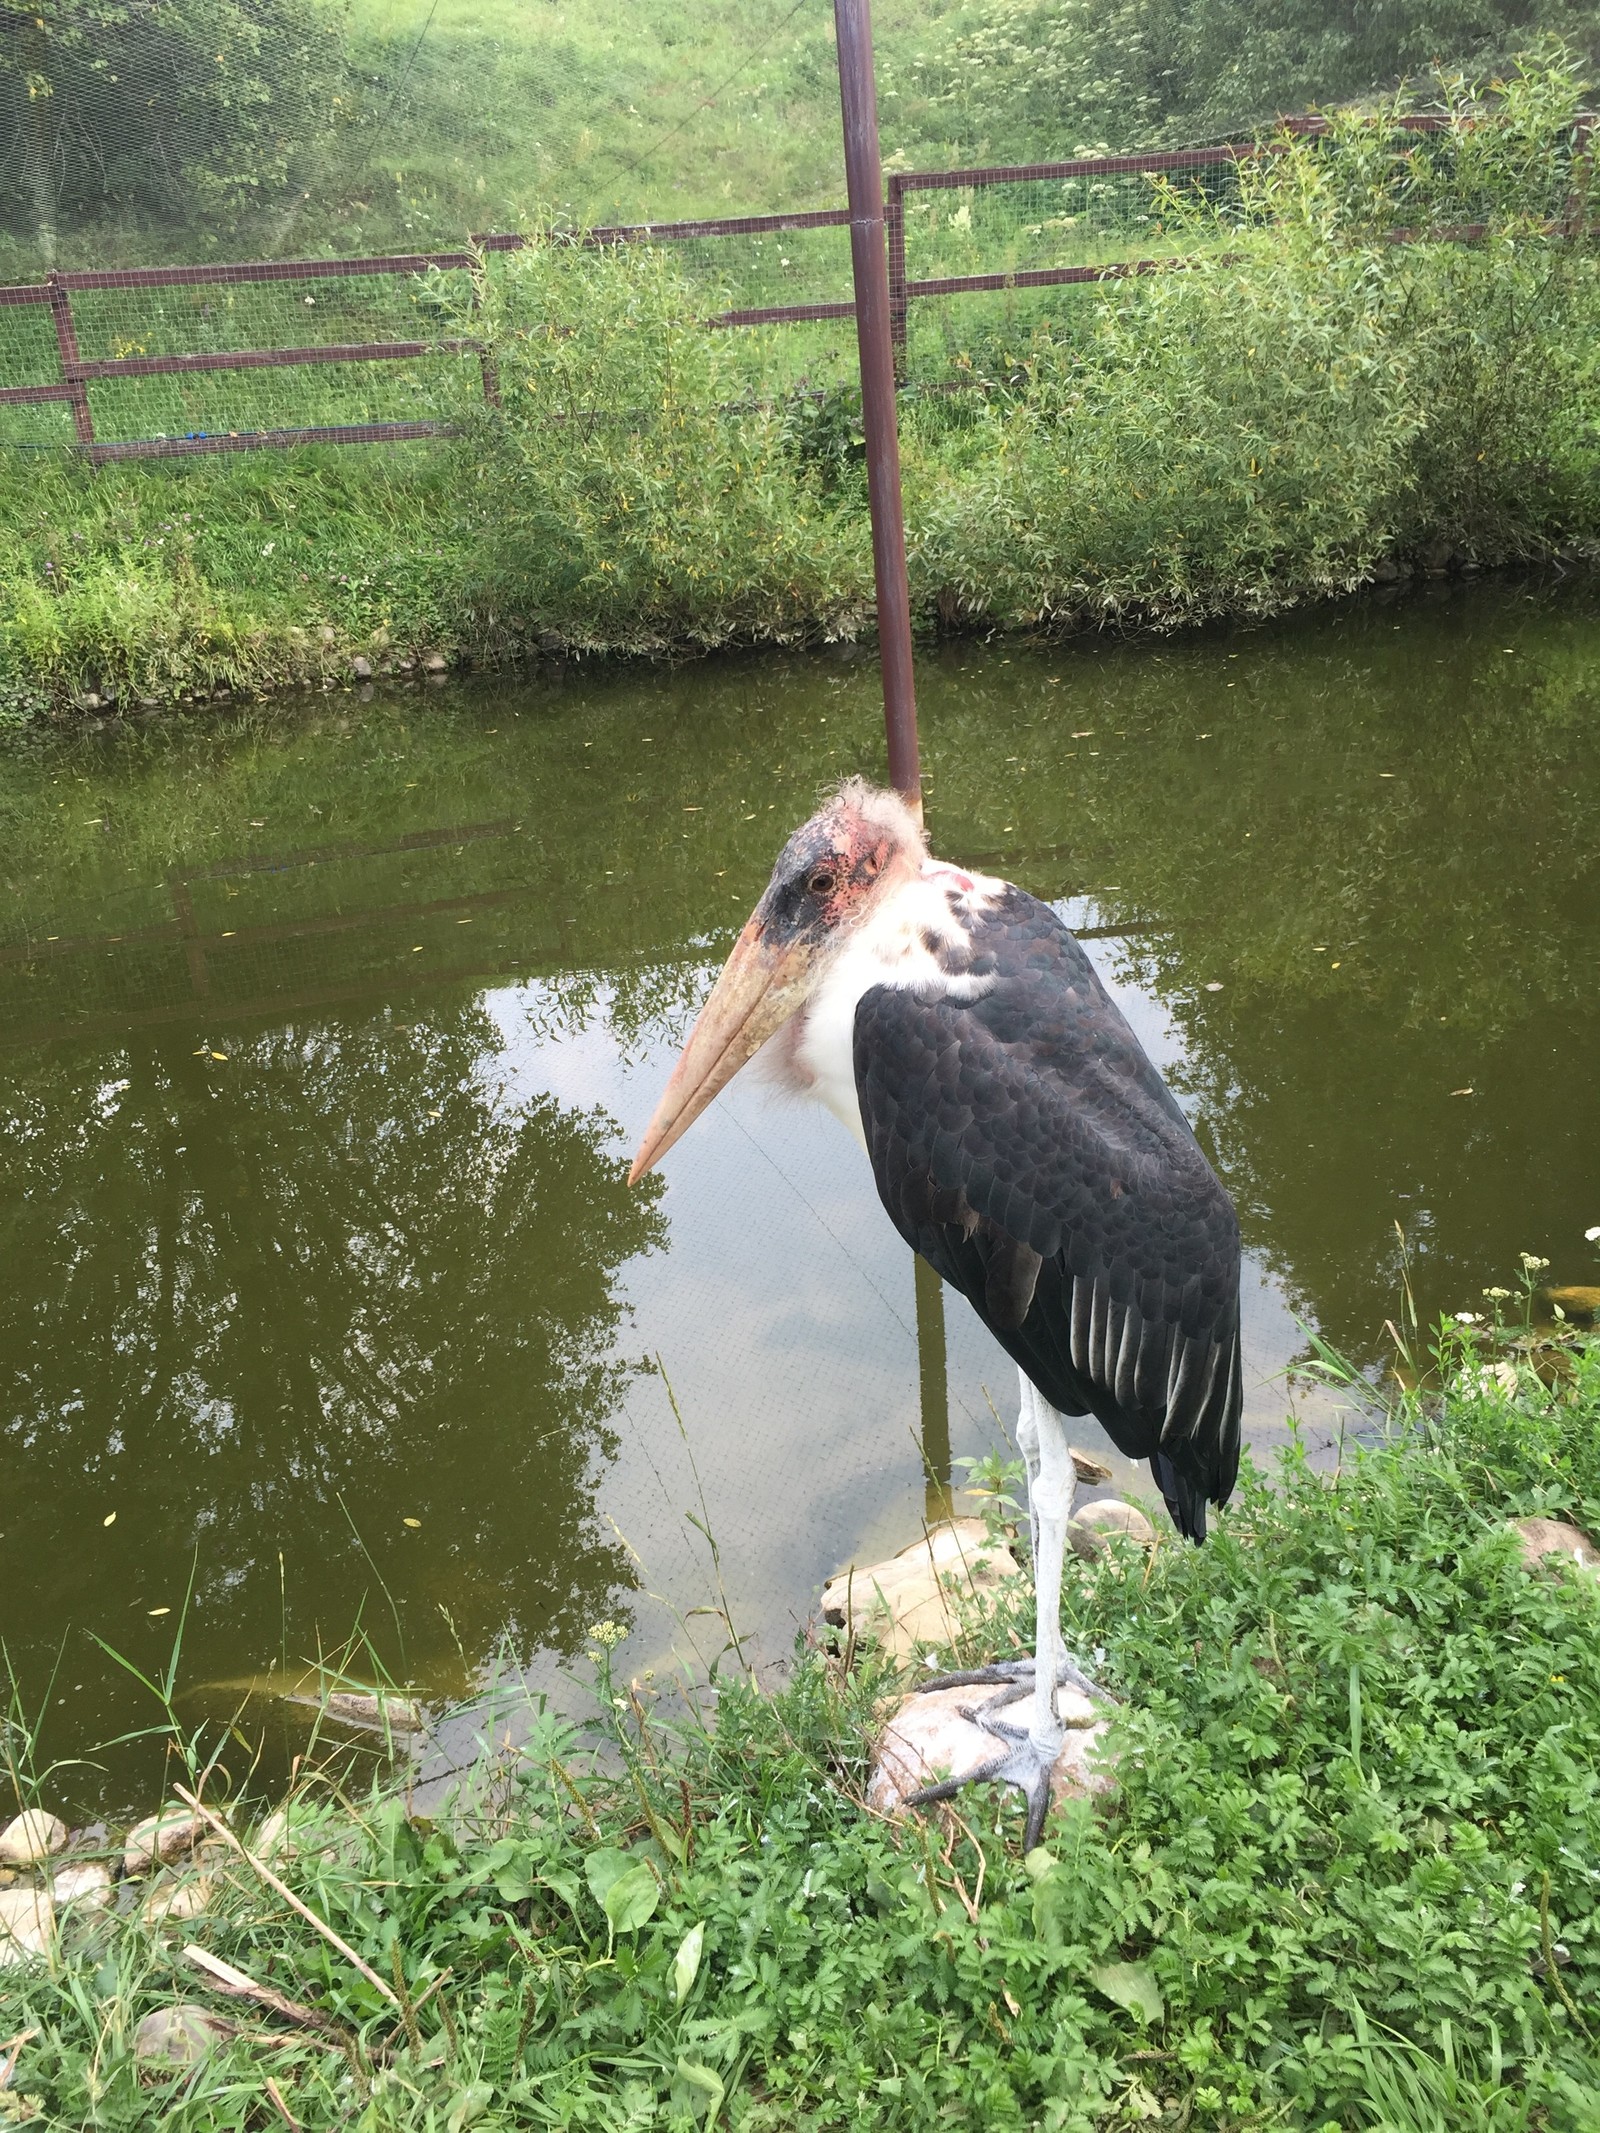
[1024,1378,1075,1755]
[908,1372,1103,1849]
[1014,1365,1042,1580]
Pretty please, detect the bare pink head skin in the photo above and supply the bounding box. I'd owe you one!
[629,780,928,1183]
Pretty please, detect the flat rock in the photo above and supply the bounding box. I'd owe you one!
[820,1519,1021,1662]
[134,2006,234,2066]
[123,1806,206,1877]
[1069,1499,1156,1560]
[1510,1517,1600,1576]
[0,1811,67,1867]
[51,1861,113,1912]
[0,1885,54,1967]
[866,1682,1114,1822]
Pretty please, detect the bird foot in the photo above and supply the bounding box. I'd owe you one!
[914,1654,1114,1710]
[906,1726,1068,1853]
[904,1657,1114,1850]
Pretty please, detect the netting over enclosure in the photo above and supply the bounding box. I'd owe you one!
[3,157,1258,457]
[0,0,1591,460]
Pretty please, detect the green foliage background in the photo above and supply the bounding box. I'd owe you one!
[1,63,1596,714]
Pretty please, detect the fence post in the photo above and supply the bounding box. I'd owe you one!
[47,273,97,453]
[468,249,502,409]
[886,173,908,380]
[834,0,921,816]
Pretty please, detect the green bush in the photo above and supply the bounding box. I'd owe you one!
[440,237,872,656]
[0,0,352,270]
[908,59,1600,631]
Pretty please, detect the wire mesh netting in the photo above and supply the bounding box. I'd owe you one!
[0,162,1253,454]
[0,0,1591,458]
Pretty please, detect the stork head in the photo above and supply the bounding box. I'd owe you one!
[629,778,924,1181]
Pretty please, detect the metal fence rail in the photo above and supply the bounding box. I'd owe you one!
[0,116,1584,461]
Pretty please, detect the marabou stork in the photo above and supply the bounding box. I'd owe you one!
[631,779,1242,1846]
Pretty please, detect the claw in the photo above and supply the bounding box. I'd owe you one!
[906,1730,1059,1851]
[902,1652,1112,1849]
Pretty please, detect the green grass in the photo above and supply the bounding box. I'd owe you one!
[5,1307,1600,2130]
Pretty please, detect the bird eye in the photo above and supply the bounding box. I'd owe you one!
[808,869,836,896]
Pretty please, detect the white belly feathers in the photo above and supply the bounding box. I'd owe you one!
[783,862,1002,1148]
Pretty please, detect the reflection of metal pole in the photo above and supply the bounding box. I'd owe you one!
[914,1251,951,1522]
[833,0,921,815]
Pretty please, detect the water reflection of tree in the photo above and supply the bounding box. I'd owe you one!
[921,587,1600,1355]
[0,1000,665,1776]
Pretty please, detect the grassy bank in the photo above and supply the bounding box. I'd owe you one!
[1,65,1597,720]
[5,1306,1600,2130]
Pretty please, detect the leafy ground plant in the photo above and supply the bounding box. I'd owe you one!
[4,1317,1600,2128]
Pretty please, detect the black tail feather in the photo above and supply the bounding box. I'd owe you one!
[1151,1451,1209,1543]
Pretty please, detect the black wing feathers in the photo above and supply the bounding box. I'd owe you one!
[853,886,1242,1540]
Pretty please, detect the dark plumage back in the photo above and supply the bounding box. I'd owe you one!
[853,886,1242,1540]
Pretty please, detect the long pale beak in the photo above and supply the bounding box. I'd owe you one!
[629,916,819,1183]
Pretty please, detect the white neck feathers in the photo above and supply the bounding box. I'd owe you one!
[772,862,1004,1146]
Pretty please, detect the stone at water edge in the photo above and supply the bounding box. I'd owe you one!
[1537,1286,1600,1328]
[141,1872,216,1927]
[866,1682,1114,1822]
[133,2007,236,2067]
[123,1805,207,1877]
[0,1886,54,1967]
[1509,1516,1600,1577]
[820,1519,1021,1663]
[51,1861,113,1912]
[0,1810,67,1867]
[1068,1498,1156,1561]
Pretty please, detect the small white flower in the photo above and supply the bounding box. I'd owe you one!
[1455,1311,1482,1324]
[1482,1286,1512,1301]
[1520,1253,1551,1273]
[1587,1226,1600,1242]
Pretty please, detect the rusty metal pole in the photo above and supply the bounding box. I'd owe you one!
[834,0,921,815]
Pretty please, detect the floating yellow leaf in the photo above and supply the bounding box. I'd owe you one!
[149,1606,171,1617]
[210,1051,227,1061]
[403,1517,422,1529]
[103,1511,116,1527]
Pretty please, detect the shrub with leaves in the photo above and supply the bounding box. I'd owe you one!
[909,57,1600,633]
[439,237,872,658]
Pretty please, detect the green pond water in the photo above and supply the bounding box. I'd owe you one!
[2,576,1598,1814]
